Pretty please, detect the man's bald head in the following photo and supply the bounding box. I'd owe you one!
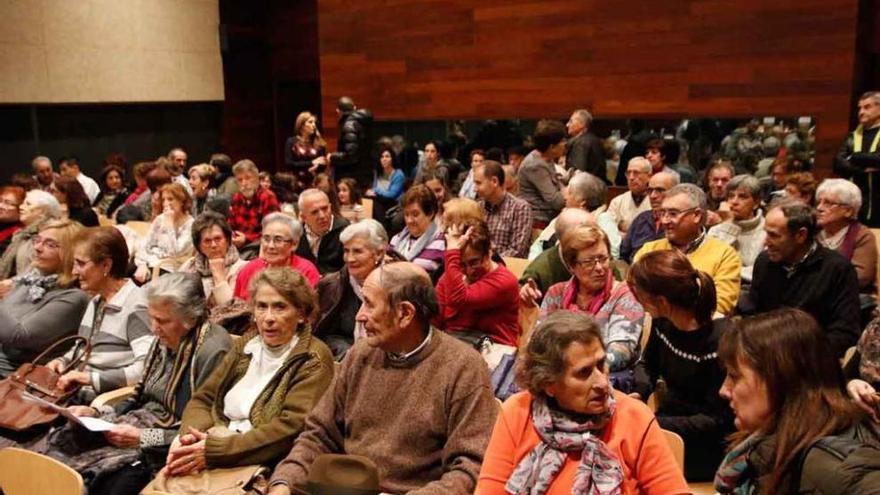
[648,171,679,209]
[554,207,596,239]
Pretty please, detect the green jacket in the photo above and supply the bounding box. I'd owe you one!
[179,327,334,468]
[520,245,571,298]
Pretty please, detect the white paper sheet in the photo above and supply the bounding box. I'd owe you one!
[21,392,117,432]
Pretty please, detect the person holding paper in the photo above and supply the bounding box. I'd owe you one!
[0,273,232,495]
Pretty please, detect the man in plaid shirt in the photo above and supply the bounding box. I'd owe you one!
[228,159,279,248]
[474,160,532,258]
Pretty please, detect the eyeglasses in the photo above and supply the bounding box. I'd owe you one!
[656,207,699,219]
[32,236,60,250]
[461,257,485,270]
[0,199,20,208]
[572,255,609,270]
[261,235,293,246]
[646,187,667,194]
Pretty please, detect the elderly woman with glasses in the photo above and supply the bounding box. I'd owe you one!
[233,213,319,300]
[0,189,61,280]
[0,219,89,376]
[18,273,232,495]
[815,178,878,295]
[46,227,153,402]
[315,219,396,359]
[180,212,248,308]
[476,311,688,495]
[540,225,645,383]
[435,220,521,347]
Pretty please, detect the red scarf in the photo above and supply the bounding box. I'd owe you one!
[0,223,22,244]
[561,271,614,315]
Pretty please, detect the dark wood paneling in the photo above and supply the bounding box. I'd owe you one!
[317,0,862,175]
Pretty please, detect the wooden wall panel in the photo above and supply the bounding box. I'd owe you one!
[318,0,861,174]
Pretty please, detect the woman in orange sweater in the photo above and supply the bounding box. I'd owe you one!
[476,311,689,495]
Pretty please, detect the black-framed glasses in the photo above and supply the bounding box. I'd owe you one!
[572,255,609,270]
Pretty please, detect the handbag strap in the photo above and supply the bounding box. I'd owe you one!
[31,335,89,368]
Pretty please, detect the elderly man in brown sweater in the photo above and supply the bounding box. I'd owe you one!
[268,262,498,495]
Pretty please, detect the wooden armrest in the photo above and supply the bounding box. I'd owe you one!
[90,386,136,408]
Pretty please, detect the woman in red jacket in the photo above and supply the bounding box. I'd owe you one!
[435,220,520,347]
[476,311,689,495]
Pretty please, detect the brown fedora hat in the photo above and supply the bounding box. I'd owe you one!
[292,454,382,495]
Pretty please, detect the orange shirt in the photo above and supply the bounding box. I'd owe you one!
[476,391,690,495]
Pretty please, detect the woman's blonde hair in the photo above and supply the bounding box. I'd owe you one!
[442,198,484,226]
[560,225,610,268]
[38,219,84,288]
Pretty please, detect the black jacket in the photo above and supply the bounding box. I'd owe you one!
[741,246,861,358]
[566,131,608,182]
[329,109,374,189]
[833,128,880,227]
[295,215,350,275]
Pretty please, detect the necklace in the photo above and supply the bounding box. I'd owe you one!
[655,328,717,363]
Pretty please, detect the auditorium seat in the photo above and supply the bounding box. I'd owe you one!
[0,447,83,495]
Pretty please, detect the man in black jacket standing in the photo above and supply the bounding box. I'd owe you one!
[329,96,374,191]
[739,201,861,359]
[565,109,608,183]
[834,91,880,227]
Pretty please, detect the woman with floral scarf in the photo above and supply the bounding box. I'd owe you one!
[0,219,88,376]
[475,311,688,494]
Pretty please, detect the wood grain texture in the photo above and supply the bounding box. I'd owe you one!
[317,0,861,175]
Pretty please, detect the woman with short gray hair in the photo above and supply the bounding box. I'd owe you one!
[233,212,319,299]
[316,219,394,358]
[816,178,877,294]
[707,174,766,282]
[31,272,232,495]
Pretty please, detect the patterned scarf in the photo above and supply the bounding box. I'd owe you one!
[13,270,59,303]
[714,432,764,494]
[190,245,241,278]
[561,272,613,316]
[137,320,210,427]
[506,395,622,495]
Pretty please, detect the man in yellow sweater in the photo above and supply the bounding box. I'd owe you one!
[634,184,741,315]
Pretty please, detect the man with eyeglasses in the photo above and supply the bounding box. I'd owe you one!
[295,189,349,274]
[634,183,741,315]
[620,172,678,263]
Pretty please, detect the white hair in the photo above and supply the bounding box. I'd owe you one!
[25,189,61,218]
[817,178,862,213]
[339,219,388,251]
[31,156,51,170]
[146,272,205,326]
[262,212,303,241]
[627,156,652,174]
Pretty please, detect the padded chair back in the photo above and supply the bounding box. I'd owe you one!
[502,257,530,279]
[0,447,84,495]
[661,429,685,471]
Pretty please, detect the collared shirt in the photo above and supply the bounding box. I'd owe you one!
[681,228,707,255]
[783,241,819,278]
[482,192,532,257]
[387,328,433,363]
[228,187,280,243]
[305,215,334,258]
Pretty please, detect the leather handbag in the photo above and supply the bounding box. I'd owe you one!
[0,335,91,431]
[141,465,269,495]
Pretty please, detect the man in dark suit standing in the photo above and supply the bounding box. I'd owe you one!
[565,108,608,183]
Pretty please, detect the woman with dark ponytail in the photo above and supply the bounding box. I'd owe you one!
[627,249,734,481]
